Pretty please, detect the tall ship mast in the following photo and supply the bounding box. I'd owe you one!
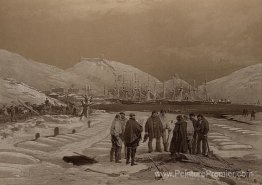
[162,82,166,99]
[172,76,176,100]
[203,80,208,101]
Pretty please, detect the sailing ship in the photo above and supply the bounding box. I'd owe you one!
[99,60,231,105]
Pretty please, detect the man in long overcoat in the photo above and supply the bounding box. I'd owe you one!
[144,111,164,153]
[169,115,187,158]
[123,113,143,166]
[196,114,209,156]
[189,113,199,154]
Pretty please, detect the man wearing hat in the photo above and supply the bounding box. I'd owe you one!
[196,114,209,156]
[189,113,198,154]
[144,111,164,153]
[119,112,128,160]
[169,115,187,158]
[123,113,143,166]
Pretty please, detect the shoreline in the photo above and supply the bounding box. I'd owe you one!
[92,103,262,116]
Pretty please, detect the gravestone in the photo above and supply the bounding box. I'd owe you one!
[54,127,59,136]
[35,133,40,140]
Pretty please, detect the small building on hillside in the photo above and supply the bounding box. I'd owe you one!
[51,87,64,95]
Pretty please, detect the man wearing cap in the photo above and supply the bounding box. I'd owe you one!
[189,113,198,154]
[159,110,171,152]
[123,113,143,166]
[144,111,164,153]
[169,115,187,159]
[196,114,209,156]
[119,112,128,160]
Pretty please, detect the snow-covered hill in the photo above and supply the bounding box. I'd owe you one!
[0,78,59,105]
[204,63,262,104]
[163,75,198,100]
[0,50,99,92]
[67,58,161,92]
[164,75,192,91]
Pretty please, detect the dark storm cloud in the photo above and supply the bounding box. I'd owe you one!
[0,0,261,83]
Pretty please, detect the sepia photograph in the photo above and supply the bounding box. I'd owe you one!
[0,0,261,184]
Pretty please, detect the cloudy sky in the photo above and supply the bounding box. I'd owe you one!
[0,0,261,83]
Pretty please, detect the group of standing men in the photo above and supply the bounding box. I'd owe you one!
[110,112,142,166]
[169,113,209,160]
[243,109,256,120]
[110,110,210,166]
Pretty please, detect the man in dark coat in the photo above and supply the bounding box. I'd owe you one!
[196,114,209,156]
[80,100,88,120]
[169,115,187,158]
[123,113,143,166]
[189,113,199,154]
[144,111,164,153]
[251,110,256,120]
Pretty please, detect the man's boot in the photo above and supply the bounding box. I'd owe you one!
[118,146,122,161]
[171,153,177,163]
[155,139,162,152]
[188,145,192,154]
[124,146,127,159]
[115,147,121,163]
[164,143,168,152]
[126,147,131,165]
[202,136,207,156]
[196,136,202,155]
[131,147,137,166]
[110,148,114,162]
[192,136,197,154]
[148,139,153,153]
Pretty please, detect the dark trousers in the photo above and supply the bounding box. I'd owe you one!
[187,136,192,154]
[110,136,121,162]
[192,131,198,154]
[126,142,138,165]
[110,147,121,162]
[197,134,207,155]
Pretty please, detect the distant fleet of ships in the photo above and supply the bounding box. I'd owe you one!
[103,75,231,105]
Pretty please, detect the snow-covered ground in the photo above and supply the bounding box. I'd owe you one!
[0,112,114,183]
[0,111,261,185]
